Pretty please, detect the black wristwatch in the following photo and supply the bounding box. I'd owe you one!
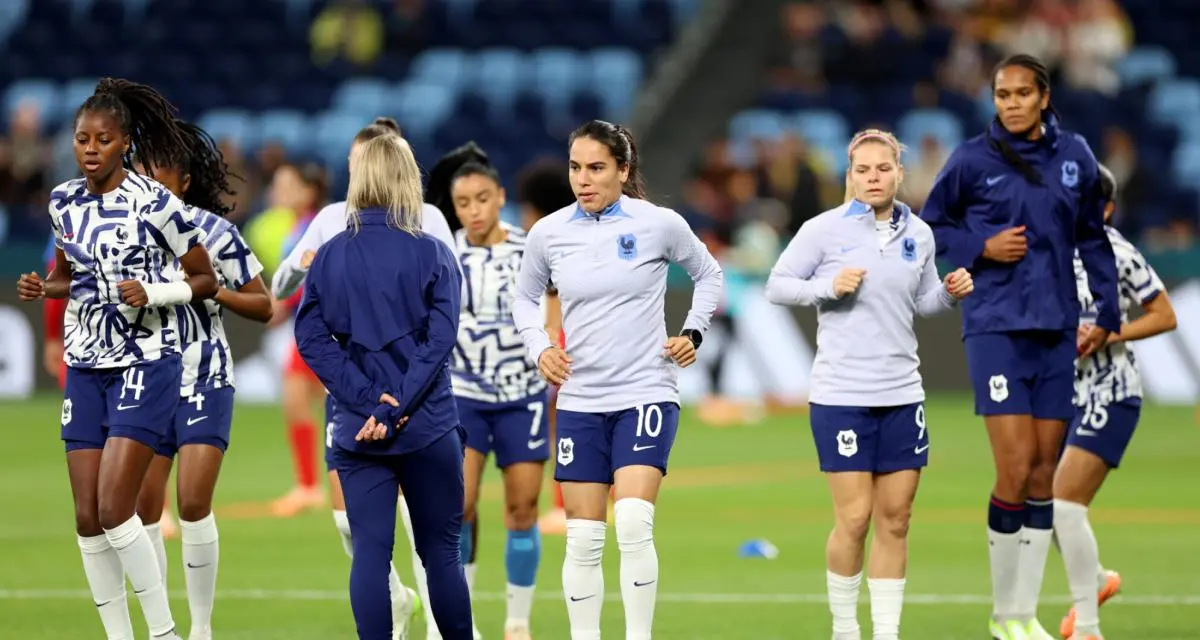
[680,329,702,350]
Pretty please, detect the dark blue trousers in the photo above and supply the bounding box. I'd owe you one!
[333,427,473,640]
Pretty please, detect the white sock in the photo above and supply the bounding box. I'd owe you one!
[987,528,1021,620]
[78,534,135,640]
[399,496,439,640]
[1015,526,1053,620]
[867,578,905,640]
[105,515,178,638]
[827,571,862,638]
[333,509,409,621]
[506,583,535,630]
[464,562,478,599]
[144,522,168,586]
[181,514,219,634]
[615,498,657,640]
[563,519,606,640]
[1054,499,1101,634]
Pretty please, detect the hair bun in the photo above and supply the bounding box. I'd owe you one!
[372,117,400,132]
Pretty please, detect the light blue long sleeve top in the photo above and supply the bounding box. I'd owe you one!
[512,196,724,413]
[765,199,956,407]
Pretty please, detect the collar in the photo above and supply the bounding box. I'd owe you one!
[570,195,633,221]
[988,112,1061,154]
[354,207,392,226]
[843,199,910,227]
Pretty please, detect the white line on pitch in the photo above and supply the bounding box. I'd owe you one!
[0,589,1197,606]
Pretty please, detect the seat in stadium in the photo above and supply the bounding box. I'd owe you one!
[60,77,99,124]
[3,79,60,125]
[197,109,257,151]
[331,78,393,120]
[1148,78,1200,127]
[729,110,786,143]
[589,48,644,119]
[1117,46,1177,86]
[531,48,581,109]
[257,109,310,154]
[410,49,469,93]
[898,108,964,151]
[393,81,456,141]
[0,0,29,47]
[474,48,527,113]
[790,109,851,170]
[1171,142,1200,185]
[313,110,368,165]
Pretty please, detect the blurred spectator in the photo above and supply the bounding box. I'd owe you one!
[1061,0,1131,95]
[310,0,385,67]
[769,2,829,94]
[1101,126,1153,239]
[758,135,825,234]
[902,135,949,209]
[244,162,329,278]
[0,102,50,239]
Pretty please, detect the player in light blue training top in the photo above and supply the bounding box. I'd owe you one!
[1054,164,1177,640]
[512,120,724,640]
[427,141,545,640]
[16,78,220,640]
[130,119,274,640]
[766,129,972,640]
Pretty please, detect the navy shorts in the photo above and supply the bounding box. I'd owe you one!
[810,402,929,473]
[963,330,1076,420]
[62,355,182,452]
[459,391,551,468]
[155,387,235,458]
[554,402,680,484]
[1063,398,1141,468]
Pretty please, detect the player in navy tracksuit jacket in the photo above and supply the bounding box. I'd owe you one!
[920,54,1120,640]
[294,134,473,640]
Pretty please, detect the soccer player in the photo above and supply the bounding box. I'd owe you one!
[920,54,1122,640]
[427,143,547,640]
[514,160,575,536]
[272,117,453,639]
[766,129,973,640]
[1055,164,1176,640]
[295,133,473,640]
[16,78,220,640]
[130,119,274,640]
[511,120,724,640]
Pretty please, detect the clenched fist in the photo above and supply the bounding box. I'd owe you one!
[833,267,866,298]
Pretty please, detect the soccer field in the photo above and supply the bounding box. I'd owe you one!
[1,395,1198,639]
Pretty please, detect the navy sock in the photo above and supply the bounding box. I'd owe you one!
[988,496,1025,534]
[1024,496,1054,530]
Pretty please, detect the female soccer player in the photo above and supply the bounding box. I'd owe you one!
[1055,164,1176,640]
[920,54,1122,640]
[515,160,575,537]
[295,133,472,640]
[273,117,454,640]
[511,120,724,640]
[130,119,274,640]
[428,143,547,640]
[16,77,219,640]
[766,129,973,640]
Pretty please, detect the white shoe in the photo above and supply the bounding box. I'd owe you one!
[392,587,418,640]
[1024,619,1055,640]
[188,628,212,640]
[472,623,483,640]
[989,619,1030,640]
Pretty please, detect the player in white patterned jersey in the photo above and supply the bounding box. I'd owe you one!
[1056,164,1178,640]
[123,119,273,640]
[427,143,549,640]
[16,78,222,640]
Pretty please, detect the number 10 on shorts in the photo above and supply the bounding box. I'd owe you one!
[635,404,663,438]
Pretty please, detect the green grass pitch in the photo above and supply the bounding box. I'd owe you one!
[1,394,1198,638]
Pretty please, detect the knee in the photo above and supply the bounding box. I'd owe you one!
[97,498,134,532]
[74,501,102,537]
[177,500,212,524]
[1028,457,1058,494]
[613,498,654,552]
[833,502,873,545]
[872,503,913,541]
[994,457,1034,499]
[565,519,607,566]
[504,494,539,531]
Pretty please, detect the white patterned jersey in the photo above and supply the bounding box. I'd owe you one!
[1073,226,1165,406]
[50,174,202,369]
[451,223,545,403]
[177,208,264,396]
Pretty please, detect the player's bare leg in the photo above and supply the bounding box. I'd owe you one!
[612,465,665,640]
[175,444,225,640]
[561,481,610,640]
[1054,446,1121,640]
[502,460,545,639]
[825,471,872,639]
[867,470,921,640]
[69,449,136,639]
[136,455,174,583]
[271,372,325,517]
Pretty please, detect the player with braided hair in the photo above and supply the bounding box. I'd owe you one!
[132,117,274,640]
[17,77,220,640]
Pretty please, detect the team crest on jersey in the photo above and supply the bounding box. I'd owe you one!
[901,237,916,262]
[1061,160,1079,188]
[557,437,575,466]
[989,374,1009,402]
[836,429,858,457]
[61,398,73,426]
[617,234,638,261]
